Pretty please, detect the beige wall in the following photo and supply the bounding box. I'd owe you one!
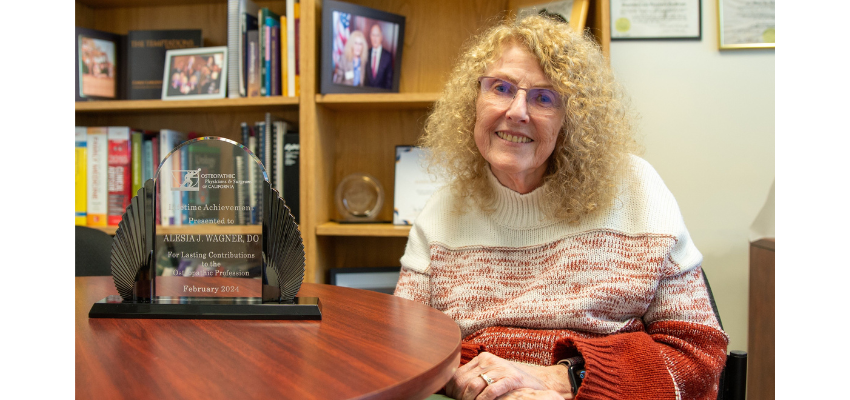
[609,2,775,353]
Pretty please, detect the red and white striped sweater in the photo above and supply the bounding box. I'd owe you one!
[394,156,729,400]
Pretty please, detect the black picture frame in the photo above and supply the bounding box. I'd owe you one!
[610,0,702,41]
[75,27,126,101]
[321,0,405,94]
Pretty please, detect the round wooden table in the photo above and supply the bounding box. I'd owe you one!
[76,277,461,399]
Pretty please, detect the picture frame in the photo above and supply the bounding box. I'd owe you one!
[321,0,406,94]
[76,27,124,101]
[516,0,590,33]
[610,0,701,40]
[161,46,228,101]
[393,145,444,226]
[718,0,774,50]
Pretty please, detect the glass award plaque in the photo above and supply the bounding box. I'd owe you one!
[89,137,320,320]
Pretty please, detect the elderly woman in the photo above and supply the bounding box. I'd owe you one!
[333,30,369,86]
[394,15,728,400]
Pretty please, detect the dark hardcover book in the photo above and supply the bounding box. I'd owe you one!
[282,133,300,223]
[75,27,126,101]
[259,8,280,96]
[268,18,281,96]
[126,30,203,100]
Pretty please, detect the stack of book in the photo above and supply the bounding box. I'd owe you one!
[228,0,300,98]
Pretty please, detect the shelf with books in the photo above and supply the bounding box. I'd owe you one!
[315,222,411,237]
[75,96,299,114]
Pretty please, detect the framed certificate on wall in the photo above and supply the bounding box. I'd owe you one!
[610,0,701,40]
[718,0,775,50]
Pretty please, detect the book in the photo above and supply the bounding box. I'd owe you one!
[131,130,143,195]
[247,30,261,97]
[273,120,286,193]
[282,133,300,223]
[75,27,125,101]
[227,0,240,98]
[75,127,87,225]
[158,129,188,226]
[280,15,288,96]
[239,0,260,97]
[286,0,299,97]
[259,8,281,96]
[247,131,259,223]
[142,132,154,185]
[107,127,132,226]
[126,30,203,100]
[268,16,281,96]
[234,154,247,225]
[180,144,189,225]
[86,127,108,226]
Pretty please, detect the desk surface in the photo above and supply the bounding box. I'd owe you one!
[76,277,461,400]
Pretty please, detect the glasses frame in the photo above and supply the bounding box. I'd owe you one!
[477,76,564,113]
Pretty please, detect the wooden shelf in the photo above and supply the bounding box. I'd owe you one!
[77,0,225,9]
[90,225,262,236]
[316,222,411,237]
[75,96,299,114]
[316,93,440,111]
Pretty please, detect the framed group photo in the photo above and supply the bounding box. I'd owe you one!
[161,46,228,100]
[321,0,405,94]
[75,27,123,101]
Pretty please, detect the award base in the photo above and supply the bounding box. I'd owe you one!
[89,296,322,320]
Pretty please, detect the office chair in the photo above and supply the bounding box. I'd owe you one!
[702,269,748,400]
[75,226,113,276]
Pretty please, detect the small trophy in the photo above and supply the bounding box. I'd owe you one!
[89,137,320,319]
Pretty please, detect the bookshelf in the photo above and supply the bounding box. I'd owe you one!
[75,0,611,284]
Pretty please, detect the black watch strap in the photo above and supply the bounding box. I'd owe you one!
[557,356,585,394]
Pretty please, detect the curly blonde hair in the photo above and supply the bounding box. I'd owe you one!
[421,14,638,222]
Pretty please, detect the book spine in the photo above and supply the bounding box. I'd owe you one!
[258,121,266,171]
[142,137,153,184]
[247,30,260,97]
[227,0,241,98]
[151,136,160,225]
[131,130,143,195]
[172,143,182,227]
[107,127,132,226]
[235,154,245,225]
[248,132,258,224]
[264,25,271,96]
[286,0,297,97]
[86,127,108,226]
[294,1,300,97]
[241,122,250,147]
[158,131,171,226]
[283,133,300,223]
[180,145,189,225]
[274,121,285,192]
[270,20,280,96]
[259,8,267,96]
[75,127,87,225]
[280,16,288,97]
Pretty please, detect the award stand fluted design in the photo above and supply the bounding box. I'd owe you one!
[89,137,320,319]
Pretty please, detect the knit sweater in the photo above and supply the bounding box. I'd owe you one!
[394,155,729,400]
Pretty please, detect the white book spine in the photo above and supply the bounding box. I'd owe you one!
[159,130,172,226]
[86,129,108,224]
[286,0,297,96]
[274,121,285,192]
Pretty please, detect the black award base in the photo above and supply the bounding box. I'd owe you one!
[89,296,322,320]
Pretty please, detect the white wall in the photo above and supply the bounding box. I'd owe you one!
[609,1,774,353]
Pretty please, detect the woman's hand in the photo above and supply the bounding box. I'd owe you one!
[445,352,573,400]
[496,388,565,400]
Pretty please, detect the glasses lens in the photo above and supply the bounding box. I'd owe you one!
[481,77,516,98]
[527,88,561,109]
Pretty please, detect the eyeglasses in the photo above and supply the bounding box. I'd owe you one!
[477,76,562,114]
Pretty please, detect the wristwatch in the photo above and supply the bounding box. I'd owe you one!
[557,356,585,394]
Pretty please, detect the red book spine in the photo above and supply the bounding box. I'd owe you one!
[107,128,132,226]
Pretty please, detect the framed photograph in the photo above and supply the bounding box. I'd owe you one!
[76,27,124,101]
[321,0,406,94]
[161,46,228,100]
[718,0,774,50]
[610,0,701,40]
